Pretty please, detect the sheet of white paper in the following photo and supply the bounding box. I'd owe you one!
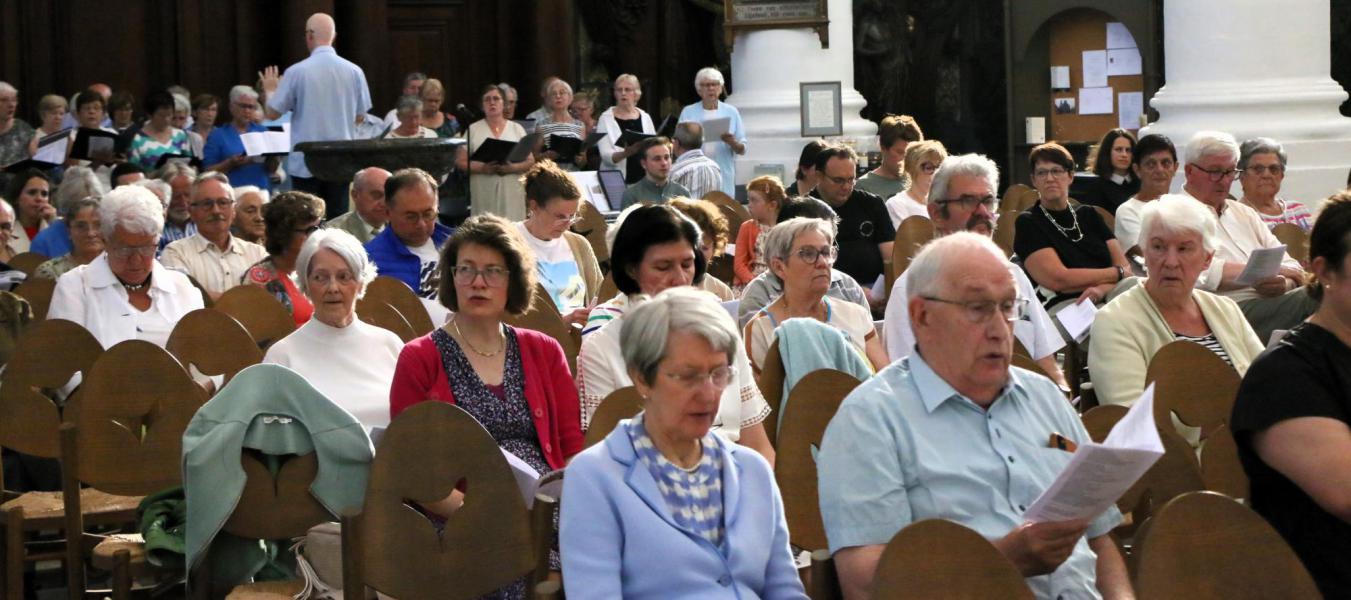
[568,171,603,208]
[702,117,732,142]
[1118,92,1145,130]
[502,449,542,507]
[240,130,291,156]
[1082,50,1108,88]
[1056,298,1098,342]
[1025,117,1046,144]
[1050,66,1071,90]
[724,243,736,257]
[1025,384,1164,523]
[1106,22,1137,49]
[33,136,69,164]
[1107,48,1142,76]
[869,274,887,302]
[1079,87,1114,115]
[806,90,836,129]
[1235,245,1288,287]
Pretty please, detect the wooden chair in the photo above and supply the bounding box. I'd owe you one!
[595,273,618,306]
[704,191,748,241]
[707,254,736,287]
[12,278,55,321]
[1271,222,1309,264]
[1010,353,1052,382]
[343,402,548,600]
[212,285,295,351]
[6,253,47,277]
[998,184,1034,213]
[570,200,609,267]
[60,340,208,600]
[886,216,935,294]
[871,519,1034,599]
[1080,404,1127,443]
[1133,491,1321,599]
[356,298,416,342]
[505,283,580,376]
[1092,206,1115,232]
[364,276,435,337]
[991,210,1020,258]
[1145,340,1247,499]
[165,309,264,385]
[755,338,786,447]
[584,387,643,448]
[775,369,859,553]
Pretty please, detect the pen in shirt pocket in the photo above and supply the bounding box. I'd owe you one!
[1048,432,1077,453]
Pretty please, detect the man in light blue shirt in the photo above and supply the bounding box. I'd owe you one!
[818,232,1131,600]
[261,12,372,219]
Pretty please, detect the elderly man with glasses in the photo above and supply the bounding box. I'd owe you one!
[819,231,1132,600]
[160,172,267,300]
[1179,131,1316,341]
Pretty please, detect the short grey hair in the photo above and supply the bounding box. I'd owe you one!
[764,217,834,264]
[1184,131,1239,165]
[0,82,16,97]
[672,122,703,150]
[497,82,517,98]
[1238,137,1287,170]
[132,179,172,209]
[228,85,259,105]
[192,171,234,200]
[99,186,165,240]
[614,74,641,92]
[694,67,725,90]
[172,93,190,114]
[395,95,423,114]
[928,153,1000,205]
[54,166,105,213]
[546,79,573,98]
[157,162,198,184]
[295,228,377,299]
[61,197,100,222]
[1137,194,1219,254]
[906,231,1009,299]
[620,287,740,386]
[233,185,270,204]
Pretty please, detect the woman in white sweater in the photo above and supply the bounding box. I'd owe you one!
[264,228,404,429]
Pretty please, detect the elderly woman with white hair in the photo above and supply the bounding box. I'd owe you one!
[596,74,655,184]
[28,165,105,258]
[534,79,588,170]
[386,95,436,139]
[203,85,274,191]
[677,67,746,196]
[1238,137,1314,232]
[744,217,888,372]
[48,185,204,348]
[230,185,268,245]
[561,287,807,600]
[263,228,403,430]
[1088,195,1264,407]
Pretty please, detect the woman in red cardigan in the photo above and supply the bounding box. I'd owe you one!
[389,214,584,501]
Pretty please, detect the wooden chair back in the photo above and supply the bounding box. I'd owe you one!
[165,308,263,384]
[0,319,102,458]
[1134,491,1321,599]
[596,273,618,306]
[222,452,335,541]
[1010,353,1051,381]
[356,298,417,342]
[775,369,859,552]
[584,386,643,448]
[571,200,610,266]
[1080,404,1127,443]
[364,276,435,337]
[7,252,47,276]
[1145,340,1247,498]
[1271,223,1309,264]
[998,184,1035,213]
[0,290,34,367]
[872,519,1034,599]
[704,191,749,240]
[707,254,735,287]
[756,338,786,447]
[12,277,55,321]
[992,210,1020,258]
[887,216,935,292]
[347,402,534,600]
[504,283,580,375]
[212,285,296,351]
[1092,206,1115,232]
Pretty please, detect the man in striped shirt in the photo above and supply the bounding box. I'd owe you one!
[668,122,723,200]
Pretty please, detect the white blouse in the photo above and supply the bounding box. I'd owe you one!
[263,317,405,430]
[48,254,204,349]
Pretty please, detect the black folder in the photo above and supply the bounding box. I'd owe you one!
[0,158,61,173]
[69,127,125,161]
[154,153,203,170]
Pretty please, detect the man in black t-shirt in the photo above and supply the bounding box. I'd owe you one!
[810,145,894,295]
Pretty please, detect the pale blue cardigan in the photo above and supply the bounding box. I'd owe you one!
[560,418,807,599]
[679,101,747,196]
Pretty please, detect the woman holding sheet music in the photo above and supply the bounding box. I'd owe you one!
[534,79,587,171]
[462,85,532,221]
[596,74,654,184]
[677,67,746,197]
[203,85,271,191]
[126,91,192,173]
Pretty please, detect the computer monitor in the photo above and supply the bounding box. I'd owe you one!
[597,169,628,213]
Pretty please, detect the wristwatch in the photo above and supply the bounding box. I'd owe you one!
[1115,266,1126,282]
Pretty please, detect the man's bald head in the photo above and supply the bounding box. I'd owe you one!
[306,13,336,47]
[89,83,112,100]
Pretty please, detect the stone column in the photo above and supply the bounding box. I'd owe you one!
[725,0,877,192]
[1141,0,1351,206]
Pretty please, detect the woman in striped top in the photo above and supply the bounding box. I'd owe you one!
[533,79,586,171]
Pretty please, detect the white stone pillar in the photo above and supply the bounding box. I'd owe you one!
[1141,0,1351,206]
[725,0,877,192]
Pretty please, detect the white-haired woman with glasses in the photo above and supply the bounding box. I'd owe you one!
[203,85,273,191]
[677,67,746,196]
[263,228,404,430]
[596,74,655,184]
[1238,137,1314,232]
[744,217,888,372]
[48,185,203,349]
[561,287,807,600]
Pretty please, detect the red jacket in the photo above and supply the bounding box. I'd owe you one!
[734,220,760,286]
[389,327,584,469]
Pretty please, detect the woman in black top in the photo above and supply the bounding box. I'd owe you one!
[1231,191,1351,600]
[1079,128,1140,214]
[1014,142,1131,308]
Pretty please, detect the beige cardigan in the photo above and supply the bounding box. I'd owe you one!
[562,230,603,304]
[1088,283,1264,407]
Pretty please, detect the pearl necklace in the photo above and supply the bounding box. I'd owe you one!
[1039,204,1085,243]
[452,317,506,358]
[119,274,151,292]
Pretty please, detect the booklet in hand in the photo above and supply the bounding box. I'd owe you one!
[1,158,62,173]
[69,127,122,161]
[240,129,292,157]
[616,128,653,149]
[469,134,540,164]
[155,153,203,170]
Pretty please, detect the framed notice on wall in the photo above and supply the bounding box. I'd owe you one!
[800,81,842,137]
[723,0,829,50]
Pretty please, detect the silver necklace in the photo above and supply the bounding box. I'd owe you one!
[1039,204,1085,243]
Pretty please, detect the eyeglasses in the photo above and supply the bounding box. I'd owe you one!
[452,265,510,287]
[545,211,580,226]
[935,194,997,211]
[1244,164,1285,176]
[308,270,356,287]
[191,198,234,210]
[294,224,322,235]
[921,296,1029,324]
[1033,167,1069,180]
[1139,158,1176,171]
[108,245,157,259]
[1190,164,1240,181]
[232,102,258,110]
[663,365,737,389]
[790,244,838,264]
[402,210,437,224]
[824,174,856,186]
[920,162,940,174]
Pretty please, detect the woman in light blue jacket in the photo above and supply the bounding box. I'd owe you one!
[678,67,747,197]
[560,287,806,599]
